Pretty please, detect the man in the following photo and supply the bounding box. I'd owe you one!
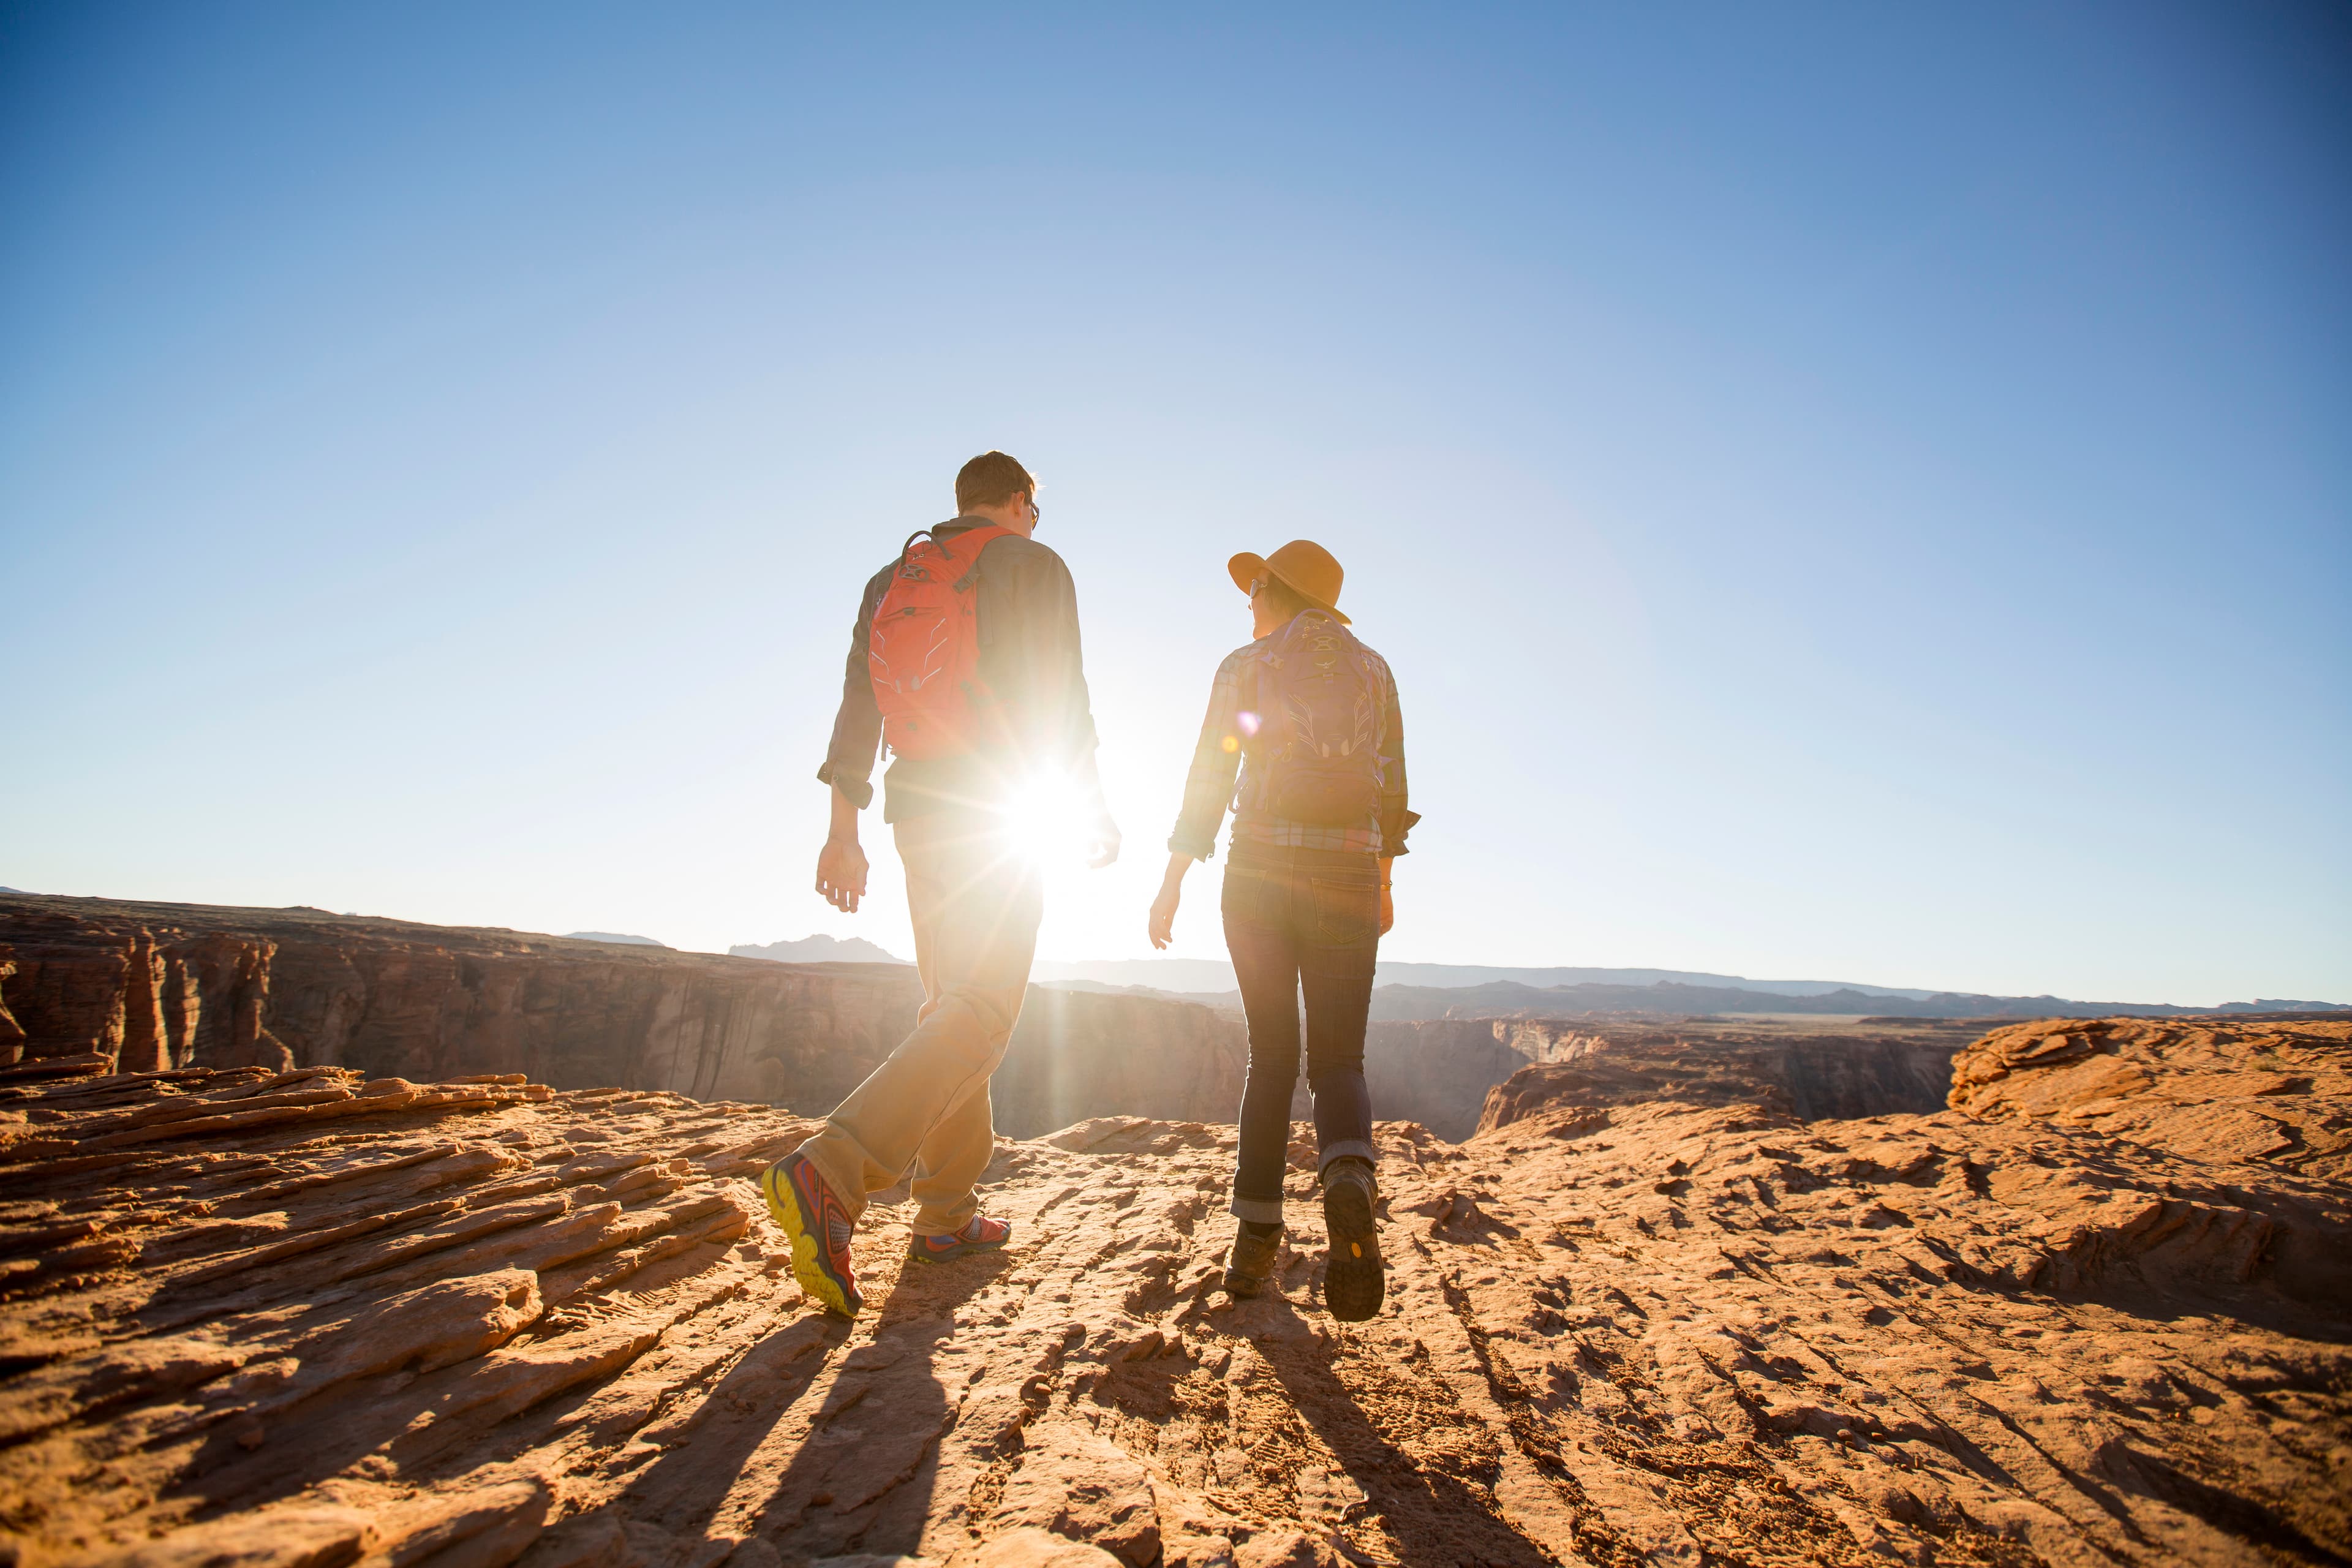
[765,450,1119,1316]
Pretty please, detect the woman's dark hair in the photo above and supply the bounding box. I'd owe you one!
[956,451,1035,513]
[1255,573,1316,620]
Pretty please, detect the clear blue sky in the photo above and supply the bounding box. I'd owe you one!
[4,4,2345,1003]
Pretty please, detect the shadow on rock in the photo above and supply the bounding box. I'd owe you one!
[1245,1299,1559,1568]
[737,1248,1014,1559]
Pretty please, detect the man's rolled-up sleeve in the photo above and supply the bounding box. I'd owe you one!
[816,570,889,810]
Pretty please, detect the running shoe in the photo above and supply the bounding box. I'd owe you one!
[908,1213,1012,1263]
[763,1150,862,1316]
[1321,1159,1384,1321]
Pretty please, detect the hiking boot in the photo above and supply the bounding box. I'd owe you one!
[1223,1219,1283,1298]
[763,1150,864,1316]
[1321,1159,1383,1321]
[909,1214,1012,1263]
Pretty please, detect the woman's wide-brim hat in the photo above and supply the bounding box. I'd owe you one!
[1227,539,1350,624]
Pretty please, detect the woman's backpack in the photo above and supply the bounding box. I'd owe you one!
[1244,611,1388,825]
[866,525,1012,760]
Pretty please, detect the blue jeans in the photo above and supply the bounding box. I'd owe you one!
[1222,844,1381,1224]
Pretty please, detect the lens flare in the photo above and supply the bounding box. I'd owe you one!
[1004,771,1089,866]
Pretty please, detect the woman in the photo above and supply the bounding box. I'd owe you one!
[1148,539,1417,1321]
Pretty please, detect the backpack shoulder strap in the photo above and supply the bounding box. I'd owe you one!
[946,524,1014,592]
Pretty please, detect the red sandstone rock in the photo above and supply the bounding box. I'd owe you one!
[1472,1022,1962,1135]
[2,1013,2345,1567]
[1949,1015,2352,1179]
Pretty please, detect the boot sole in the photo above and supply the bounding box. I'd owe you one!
[1322,1180,1384,1321]
[763,1159,862,1317]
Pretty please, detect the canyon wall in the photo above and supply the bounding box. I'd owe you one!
[0,896,1552,1142]
[1370,1019,1962,1140]
[0,895,1244,1139]
[1475,1021,1964,1134]
[1359,1020,1578,1140]
[3,895,1974,1145]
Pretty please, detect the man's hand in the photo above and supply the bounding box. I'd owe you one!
[1380,884,1395,936]
[1086,813,1122,871]
[816,837,869,913]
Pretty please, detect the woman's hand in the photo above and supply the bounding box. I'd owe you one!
[1378,856,1395,936]
[1148,885,1180,949]
[1148,851,1194,950]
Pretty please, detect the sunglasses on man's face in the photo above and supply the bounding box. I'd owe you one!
[1027,493,1041,523]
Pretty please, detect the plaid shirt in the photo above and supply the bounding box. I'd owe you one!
[1167,622,1418,861]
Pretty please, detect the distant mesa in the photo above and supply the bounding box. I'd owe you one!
[1035,957,1948,999]
[1038,965,2350,1022]
[1371,962,1939,1000]
[731,933,910,966]
[563,931,669,948]
[1369,978,2350,1022]
[1033,956,1243,992]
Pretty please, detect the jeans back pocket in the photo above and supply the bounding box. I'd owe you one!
[1221,862,1289,929]
[1308,873,1380,948]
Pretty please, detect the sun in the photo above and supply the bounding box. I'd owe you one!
[1004,771,1091,867]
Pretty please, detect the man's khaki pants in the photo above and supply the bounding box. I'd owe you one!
[796,805,1042,1235]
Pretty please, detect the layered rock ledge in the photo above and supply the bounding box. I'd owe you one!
[1,1017,2346,1567]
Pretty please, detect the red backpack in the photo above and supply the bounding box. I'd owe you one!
[867,524,1012,760]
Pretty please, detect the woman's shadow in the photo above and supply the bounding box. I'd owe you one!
[1223,1294,1559,1568]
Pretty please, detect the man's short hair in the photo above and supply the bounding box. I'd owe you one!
[956,451,1035,513]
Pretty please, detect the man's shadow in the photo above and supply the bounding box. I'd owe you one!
[1239,1297,1559,1568]
[736,1243,1014,1559]
[595,1231,1008,1559]
[594,1302,850,1543]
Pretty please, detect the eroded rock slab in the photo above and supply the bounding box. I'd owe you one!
[2,1020,2348,1568]
[1950,1016,2352,1181]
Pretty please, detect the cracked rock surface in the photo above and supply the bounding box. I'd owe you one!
[2,1017,2347,1567]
